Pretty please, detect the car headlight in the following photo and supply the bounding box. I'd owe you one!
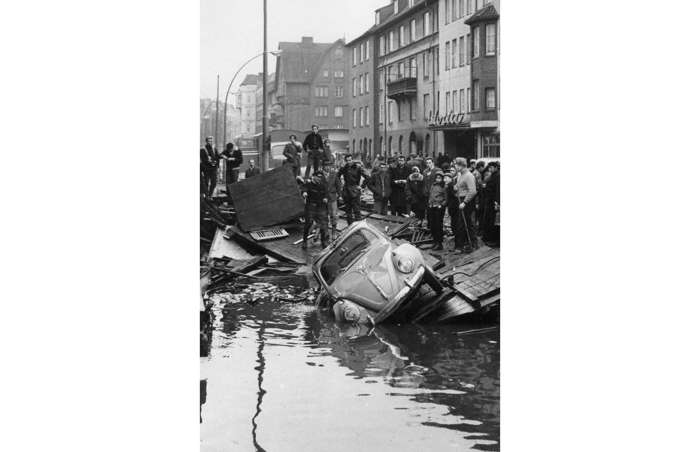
[395,256,415,274]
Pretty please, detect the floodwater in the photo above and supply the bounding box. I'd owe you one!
[200,284,499,452]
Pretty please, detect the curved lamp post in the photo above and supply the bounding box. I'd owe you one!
[221,50,281,150]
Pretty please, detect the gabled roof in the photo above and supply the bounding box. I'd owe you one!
[276,40,334,84]
[240,74,259,86]
[465,4,499,25]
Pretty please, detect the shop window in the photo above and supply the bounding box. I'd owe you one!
[482,135,500,158]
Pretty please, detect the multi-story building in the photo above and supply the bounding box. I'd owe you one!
[271,37,350,132]
[255,72,276,134]
[235,74,259,138]
[464,0,499,159]
[346,29,376,159]
[373,0,440,158]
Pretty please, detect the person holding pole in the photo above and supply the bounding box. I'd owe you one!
[452,157,478,253]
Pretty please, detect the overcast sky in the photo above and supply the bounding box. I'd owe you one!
[201,0,388,100]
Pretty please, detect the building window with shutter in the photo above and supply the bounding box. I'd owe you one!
[486,24,496,55]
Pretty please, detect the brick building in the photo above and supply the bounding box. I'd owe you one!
[271,37,350,133]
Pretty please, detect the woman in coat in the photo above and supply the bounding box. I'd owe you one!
[406,166,426,226]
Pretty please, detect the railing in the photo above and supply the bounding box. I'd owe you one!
[387,77,418,99]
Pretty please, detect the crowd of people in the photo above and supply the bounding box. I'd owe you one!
[200,125,500,253]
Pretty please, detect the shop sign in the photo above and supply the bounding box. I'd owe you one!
[428,111,468,128]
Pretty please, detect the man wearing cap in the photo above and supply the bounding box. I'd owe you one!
[200,136,220,197]
[297,170,330,249]
[303,124,324,178]
[338,154,368,224]
[283,134,302,177]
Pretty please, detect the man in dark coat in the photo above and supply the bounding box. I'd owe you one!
[338,154,368,224]
[324,161,343,240]
[367,162,392,215]
[406,166,426,224]
[422,157,440,229]
[389,155,411,216]
[482,162,500,247]
[283,134,302,177]
[298,170,330,249]
[303,125,324,177]
[244,160,261,179]
[221,142,243,184]
[200,136,219,197]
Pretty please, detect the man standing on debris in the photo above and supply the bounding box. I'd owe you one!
[297,170,330,249]
[422,157,440,229]
[323,160,342,240]
[283,134,302,177]
[389,155,411,216]
[200,136,220,197]
[339,154,368,224]
[303,125,324,177]
[367,161,392,215]
[453,157,478,253]
[221,143,243,184]
[428,170,447,250]
[244,159,261,179]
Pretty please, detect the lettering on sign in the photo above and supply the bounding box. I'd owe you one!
[428,111,468,128]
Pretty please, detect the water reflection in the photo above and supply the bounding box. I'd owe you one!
[201,297,499,451]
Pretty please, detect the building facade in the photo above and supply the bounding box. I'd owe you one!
[347,29,376,160]
[271,37,350,133]
[235,74,259,139]
[373,0,440,159]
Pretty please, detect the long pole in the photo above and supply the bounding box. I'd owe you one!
[214,75,220,149]
[261,0,269,171]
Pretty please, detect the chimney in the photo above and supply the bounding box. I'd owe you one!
[301,36,313,45]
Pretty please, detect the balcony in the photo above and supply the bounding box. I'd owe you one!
[387,77,417,100]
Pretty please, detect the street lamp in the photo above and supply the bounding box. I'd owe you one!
[221,50,282,150]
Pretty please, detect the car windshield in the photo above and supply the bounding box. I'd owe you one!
[320,228,380,286]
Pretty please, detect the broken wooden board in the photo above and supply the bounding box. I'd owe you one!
[208,228,255,261]
[227,223,310,265]
[228,166,306,232]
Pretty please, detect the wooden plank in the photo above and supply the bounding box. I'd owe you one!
[208,228,255,260]
[227,223,311,265]
[228,166,306,232]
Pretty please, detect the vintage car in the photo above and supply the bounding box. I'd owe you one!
[311,220,445,324]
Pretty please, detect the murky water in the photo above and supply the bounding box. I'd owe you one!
[200,288,499,452]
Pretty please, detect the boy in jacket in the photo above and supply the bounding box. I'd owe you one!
[428,171,447,250]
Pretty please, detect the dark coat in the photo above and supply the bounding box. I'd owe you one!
[303,132,324,151]
[221,148,242,168]
[422,167,441,197]
[325,169,342,202]
[200,145,219,171]
[245,167,261,178]
[428,181,447,207]
[300,173,328,204]
[283,142,302,167]
[390,164,411,207]
[406,172,426,205]
[367,168,392,199]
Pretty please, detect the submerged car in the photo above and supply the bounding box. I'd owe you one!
[311,220,445,324]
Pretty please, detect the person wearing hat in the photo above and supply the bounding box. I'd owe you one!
[297,170,330,249]
[406,166,426,226]
[283,134,302,177]
[200,136,220,197]
[389,155,411,216]
[428,170,447,250]
[323,160,342,240]
[338,154,368,224]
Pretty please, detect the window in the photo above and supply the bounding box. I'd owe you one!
[408,0,415,7]
[352,109,357,127]
[422,52,428,79]
[445,41,450,71]
[359,74,364,95]
[393,0,398,14]
[409,57,417,78]
[467,87,471,112]
[472,26,480,58]
[398,61,404,79]
[360,107,364,126]
[335,48,343,58]
[445,0,451,24]
[472,80,480,110]
[446,92,450,112]
[365,106,370,126]
[387,64,393,82]
[397,100,402,121]
[360,43,364,62]
[410,19,416,42]
[376,11,381,25]
[389,30,395,51]
[467,0,474,15]
[410,97,417,120]
[315,106,328,117]
[379,35,385,56]
[334,70,344,78]
[378,69,384,89]
[452,0,457,21]
[388,100,394,123]
[423,11,431,35]
[352,78,357,97]
[399,25,405,47]
[353,47,358,66]
[437,90,440,111]
[379,102,385,124]
[334,106,343,117]
[459,89,465,113]
[315,86,328,97]
[486,87,496,110]
[459,36,465,66]
[459,0,464,17]
[486,24,496,55]
[335,86,344,97]
[364,73,369,93]
[452,90,458,112]
[423,93,430,120]
[436,47,439,74]
[482,134,500,158]
[365,41,371,61]
[451,38,457,69]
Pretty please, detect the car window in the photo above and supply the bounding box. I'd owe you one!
[320,229,379,286]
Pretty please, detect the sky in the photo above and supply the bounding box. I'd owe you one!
[200,0,389,100]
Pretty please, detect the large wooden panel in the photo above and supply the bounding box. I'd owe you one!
[228,166,306,232]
